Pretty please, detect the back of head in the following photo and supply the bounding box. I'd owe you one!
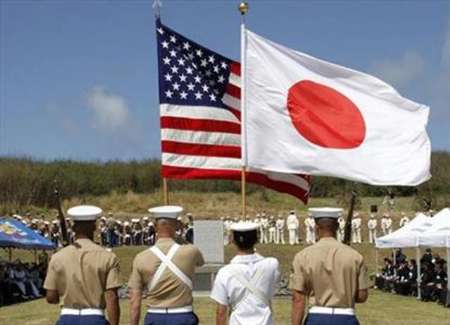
[233,229,258,251]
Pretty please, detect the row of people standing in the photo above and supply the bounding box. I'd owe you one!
[43,205,368,325]
[222,210,412,246]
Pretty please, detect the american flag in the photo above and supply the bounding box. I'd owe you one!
[156,20,311,203]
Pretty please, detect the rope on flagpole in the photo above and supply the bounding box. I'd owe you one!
[239,2,249,220]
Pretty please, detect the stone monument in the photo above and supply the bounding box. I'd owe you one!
[193,220,224,293]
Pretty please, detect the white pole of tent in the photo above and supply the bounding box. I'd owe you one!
[375,248,379,277]
[447,239,450,306]
[416,247,421,300]
[393,249,397,276]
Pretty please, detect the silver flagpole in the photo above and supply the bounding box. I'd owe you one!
[239,2,248,220]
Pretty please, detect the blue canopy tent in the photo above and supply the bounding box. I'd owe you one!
[0,218,56,255]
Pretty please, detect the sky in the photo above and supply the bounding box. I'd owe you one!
[1,0,449,161]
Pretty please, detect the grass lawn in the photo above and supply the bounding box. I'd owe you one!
[1,244,449,324]
[0,290,449,325]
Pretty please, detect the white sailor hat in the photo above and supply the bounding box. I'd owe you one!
[67,205,102,221]
[230,222,258,232]
[124,221,130,226]
[148,206,183,220]
[308,207,343,219]
[143,216,149,221]
[131,218,139,223]
[44,221,50,225]
[100,216,106,221]
[52,220,58,224]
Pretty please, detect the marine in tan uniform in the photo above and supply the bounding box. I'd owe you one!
[44,205,122,325]
[128,206,205,325]
[290,207,369,325]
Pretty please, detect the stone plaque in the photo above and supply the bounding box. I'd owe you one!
[194,220,224,264]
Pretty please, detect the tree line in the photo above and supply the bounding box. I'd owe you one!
[0,151,449,210]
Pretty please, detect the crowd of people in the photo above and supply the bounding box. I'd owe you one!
[8,212,194,248]
[7,208,435,249]
[0,257,48,307]
[375,248,448,307]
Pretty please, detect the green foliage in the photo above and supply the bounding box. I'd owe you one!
[0,151,449,211]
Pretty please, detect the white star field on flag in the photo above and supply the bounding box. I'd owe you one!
[157,22,232,108]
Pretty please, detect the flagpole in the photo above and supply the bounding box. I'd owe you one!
[163,178,169,205]
[154,0,168,205]
[239,2,249,220]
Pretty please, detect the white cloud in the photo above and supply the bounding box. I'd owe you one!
[369,51,425,89]
[86,86,130,130]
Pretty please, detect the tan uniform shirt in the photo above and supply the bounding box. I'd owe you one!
[128,237,205,308]
[44,238,122,309]
[289,237,369,308]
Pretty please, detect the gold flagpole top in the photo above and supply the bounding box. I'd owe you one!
[239,2,249,15]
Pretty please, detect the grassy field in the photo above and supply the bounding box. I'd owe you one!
[1,243,449,324]
[0,290,449,325]
[21,192,433,220]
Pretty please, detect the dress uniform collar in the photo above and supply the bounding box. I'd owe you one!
[74,238,96,246]
[155,237,176,245]
[230,253,264,264]
[317,237,338,244]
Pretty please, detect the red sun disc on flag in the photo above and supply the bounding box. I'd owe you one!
[287,80,366,149]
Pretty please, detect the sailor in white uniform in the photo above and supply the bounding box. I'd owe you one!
[287,211,299,245]
[259,214,269,244]
[275,215,285,245]
[399,212,410,228]
[337,215,345,242]
[211,222,281,325]
[304,213,316,245]
[367,214,377,244]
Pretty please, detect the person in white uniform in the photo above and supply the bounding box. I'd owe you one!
[351,212,362,244]
[268,216,276,244]
[304,213,316,245]
[337,215,345,242]
[380,214,389,235]
[385,215,393,234]
[211,222,281,325]
[367,214,377,244]
[259,214,269,244]
[287,211,299,245]
[399,212,409,228]
[275,215,285,245]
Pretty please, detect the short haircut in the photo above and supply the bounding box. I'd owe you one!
[233,230,258,250]
[315,218,338,231]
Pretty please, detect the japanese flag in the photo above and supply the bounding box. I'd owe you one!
[244,30,431,186]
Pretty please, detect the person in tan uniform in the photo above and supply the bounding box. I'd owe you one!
[128,206,205,325]
[290,207,369,325]
[44,205,122,325]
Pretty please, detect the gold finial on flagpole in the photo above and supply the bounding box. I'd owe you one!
[239,2,249,15]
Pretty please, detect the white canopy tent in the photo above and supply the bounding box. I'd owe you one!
[418,208,450,305]
[375,213,433,248]
[418,208,450,247]
[375,209,450,302]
